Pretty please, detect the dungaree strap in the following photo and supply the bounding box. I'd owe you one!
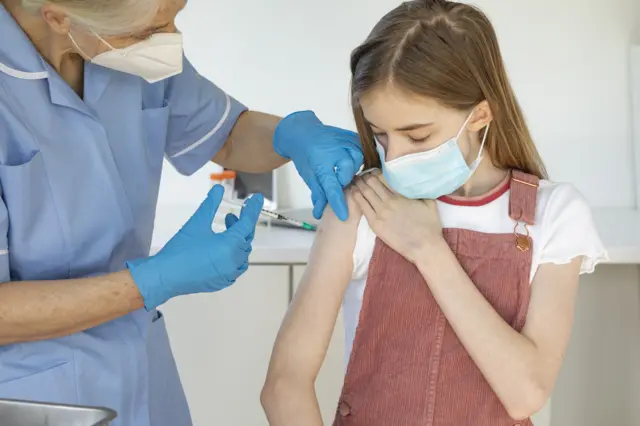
[509,170,539,225]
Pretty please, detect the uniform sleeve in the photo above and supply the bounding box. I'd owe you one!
[0,190,9,282]
[538,184,608,274]
[164,56,248,176]
[352,217,377,280]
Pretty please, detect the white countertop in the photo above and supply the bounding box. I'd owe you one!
[152,204,640,265]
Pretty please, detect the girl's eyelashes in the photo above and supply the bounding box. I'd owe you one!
[373,132,431,143]
[409,135,430,143]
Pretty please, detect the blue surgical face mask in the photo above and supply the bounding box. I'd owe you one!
[376,112,489,199]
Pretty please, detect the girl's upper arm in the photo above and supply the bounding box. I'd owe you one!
[522,183,607,385]
[521,258,581,386]
[266,189,363,383]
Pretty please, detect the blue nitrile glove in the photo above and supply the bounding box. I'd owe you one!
[274,111,364,221]
[127,185,264,310]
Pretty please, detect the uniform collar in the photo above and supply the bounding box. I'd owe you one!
[0,4,112,113]
[0,4,49,80]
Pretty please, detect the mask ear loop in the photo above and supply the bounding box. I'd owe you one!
[455,111,476,140]
[90,31,118,51]
[458,110,490,169]
[471,122,490,168]
[68,29,118,61]
[68,31,91,60]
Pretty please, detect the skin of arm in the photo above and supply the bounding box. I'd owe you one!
[213,111,289,173]
[261,190,362,426]
[0,270,144,345]
[415,239,581,420]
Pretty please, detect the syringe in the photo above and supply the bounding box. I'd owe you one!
[222,199,317,231]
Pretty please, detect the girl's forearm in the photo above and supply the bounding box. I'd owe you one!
[261,380,323,426]
[415,238,546,419]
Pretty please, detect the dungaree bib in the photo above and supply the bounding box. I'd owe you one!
[335,170,538,426]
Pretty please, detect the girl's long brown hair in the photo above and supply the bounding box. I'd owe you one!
[351,0,547,179]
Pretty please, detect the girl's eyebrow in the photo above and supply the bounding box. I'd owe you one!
[366,119,434,131]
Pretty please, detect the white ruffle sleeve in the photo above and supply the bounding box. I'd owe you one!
[538,184,608,274]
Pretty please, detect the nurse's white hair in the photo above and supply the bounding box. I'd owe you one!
[20,0,161,36]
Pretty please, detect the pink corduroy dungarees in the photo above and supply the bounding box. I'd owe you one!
[334,170,539,426]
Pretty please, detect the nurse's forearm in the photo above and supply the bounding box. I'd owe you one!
[213,111,288,173]
[0,271,144,345]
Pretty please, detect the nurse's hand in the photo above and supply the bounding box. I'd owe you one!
[274,111,364,221]
[352,172,442,264]
[127,185,263,310]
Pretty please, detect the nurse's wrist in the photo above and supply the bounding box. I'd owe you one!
[119,270,146,311]
[126,257,165,311]
[272,116,292,158]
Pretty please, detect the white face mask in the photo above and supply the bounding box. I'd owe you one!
[69,32,184,83]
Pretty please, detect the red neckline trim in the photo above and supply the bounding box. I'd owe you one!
[438,173,511,207]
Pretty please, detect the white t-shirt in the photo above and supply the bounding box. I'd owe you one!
[342,178,608,366]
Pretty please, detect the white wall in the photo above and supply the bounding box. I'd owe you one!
[160,0,639,210]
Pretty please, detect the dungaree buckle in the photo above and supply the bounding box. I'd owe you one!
[510,175,537,252]
[514,222,530,252]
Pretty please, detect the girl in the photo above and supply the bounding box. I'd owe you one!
[261,1,607,425]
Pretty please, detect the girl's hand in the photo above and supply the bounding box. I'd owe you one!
[352,171,443,263]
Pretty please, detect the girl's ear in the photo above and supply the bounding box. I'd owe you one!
[468,100,493,131]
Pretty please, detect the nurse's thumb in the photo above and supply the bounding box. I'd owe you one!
[183,185,225,232]
[229,193,264,238]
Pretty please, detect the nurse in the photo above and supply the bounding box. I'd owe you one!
[0,0,363,425]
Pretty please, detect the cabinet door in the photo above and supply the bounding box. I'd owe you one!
[161,266,289,426]
[293,265,345,424]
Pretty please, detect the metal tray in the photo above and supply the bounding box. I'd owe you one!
[0,399,117,426]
